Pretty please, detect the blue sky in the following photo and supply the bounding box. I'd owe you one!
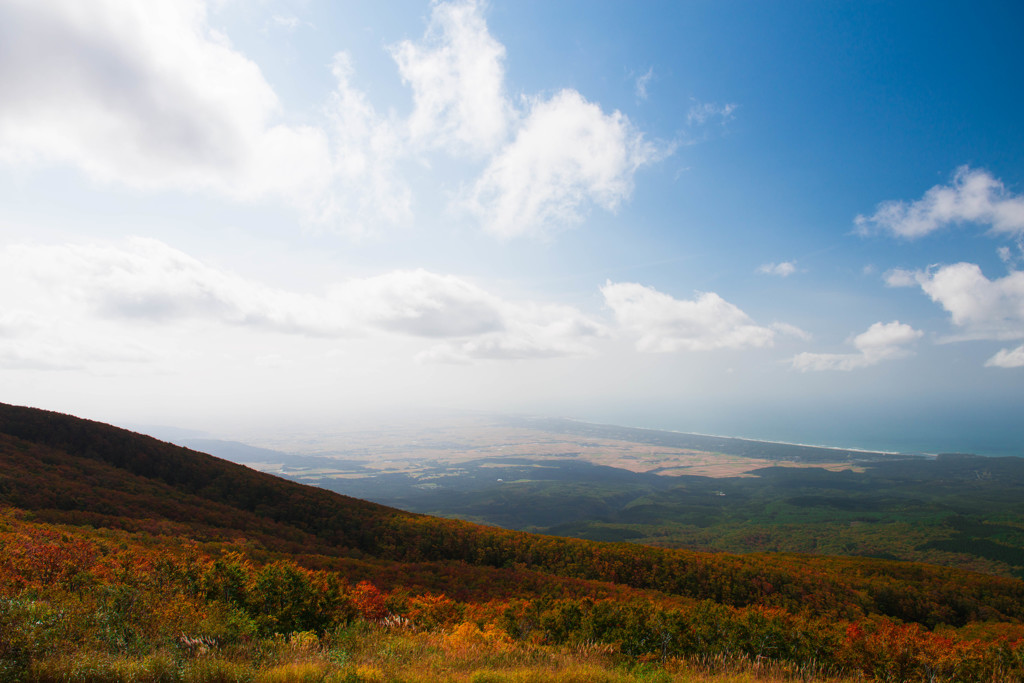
[1,1,1022,454]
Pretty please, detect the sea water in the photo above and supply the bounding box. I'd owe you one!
[592,402,1024,458]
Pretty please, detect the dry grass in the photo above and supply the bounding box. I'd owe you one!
[18,622,855,683]
[323,622,854,683]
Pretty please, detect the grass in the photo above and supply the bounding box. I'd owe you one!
[13,624,856,683]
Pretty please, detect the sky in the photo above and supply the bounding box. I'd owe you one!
[1,0,1023,455]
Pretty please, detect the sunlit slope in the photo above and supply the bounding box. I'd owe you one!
[1,401,1023,629]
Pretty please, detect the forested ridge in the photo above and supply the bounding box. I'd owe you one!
[2,401,1023,682]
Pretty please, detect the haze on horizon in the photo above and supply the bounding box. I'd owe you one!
[1,1,1022,456]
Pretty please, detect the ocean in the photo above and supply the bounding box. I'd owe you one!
[590,403,1024,458]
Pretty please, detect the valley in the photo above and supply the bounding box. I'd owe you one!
[186,415,1024,579]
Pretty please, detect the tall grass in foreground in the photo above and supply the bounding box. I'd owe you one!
[14,623,862,683]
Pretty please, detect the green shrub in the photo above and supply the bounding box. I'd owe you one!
[180,656,250,683]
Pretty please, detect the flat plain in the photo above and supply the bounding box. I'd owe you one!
[186,415,1024,580]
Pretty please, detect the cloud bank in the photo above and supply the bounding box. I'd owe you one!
[0,239,605,369]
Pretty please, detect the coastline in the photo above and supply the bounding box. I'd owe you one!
[553,415,939,458]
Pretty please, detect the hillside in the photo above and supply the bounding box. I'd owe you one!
[2,401,1024,682]
[3,401,1023,624]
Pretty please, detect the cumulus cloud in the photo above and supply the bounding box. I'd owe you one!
[397,1,667,237]
[985,344,1024,368]
[887,263,1024,341]
[601,281,775,352]
[856,166,1024,238]
[0,239,603,366]
[854,320,923,351]
[469,90,661,238]
[0,0,667,238]
[0,0,333,206]
[757,261,797,277]
[791,321,923,372]
[391,0,512,155]
[0,0,402,234]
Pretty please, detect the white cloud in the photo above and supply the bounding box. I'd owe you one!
[468,90,661,238]
[0,0,408,231]
[854,320,922,351]
[687,101,737,126]
[0,347,81,371]
[0,297,155,372]
[332,269,505,338]
[883,268,918,288]
[855,166,1024,238]
[0,310,39,337]
[791,321,922,372]
[0,0,666,239]
[0,239,604,367]
[985,344,1024,368]
[790,353,859,373]
[635,67,654,100]
[996,239,1024,268]
[392,1,669,237]
[0,338,153,372]
[601,281,775,352]
[889,263,1024,341]
[772,322,812,341]
[417,302,606,363]
[391,0,512,155]
[0,0,333,208]
[270,15,302,32]
[0,238,347,335]
[322,53,412,233]
[757,261,797,277]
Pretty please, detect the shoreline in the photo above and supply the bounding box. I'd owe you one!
[555,415,937,458]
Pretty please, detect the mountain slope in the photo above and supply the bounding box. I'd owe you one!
[2,401,1023,629]
[0,402,415,557]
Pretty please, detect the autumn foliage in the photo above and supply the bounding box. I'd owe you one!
[2,402,1024,681]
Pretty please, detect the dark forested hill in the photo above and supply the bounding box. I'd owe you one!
[0,402,417,557]
[2,401,1023,631]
